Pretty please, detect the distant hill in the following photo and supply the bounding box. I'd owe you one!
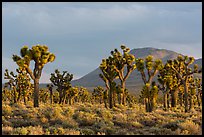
[71,47,202,95]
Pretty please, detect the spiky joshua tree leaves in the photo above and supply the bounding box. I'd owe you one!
[167,55,202,112]
[50,69,73,104]
[4,68,32,105]
[99,55,118,109]
[158,63,182,111]
[110,45,136,105]
[92,86,104,104]
[136,55,162,112]
[12,44,55,107]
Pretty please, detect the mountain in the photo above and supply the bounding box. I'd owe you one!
[71,47,202,95]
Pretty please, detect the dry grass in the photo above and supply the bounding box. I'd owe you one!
[1,101,202,135]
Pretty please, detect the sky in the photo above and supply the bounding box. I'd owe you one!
[2,2,202,83]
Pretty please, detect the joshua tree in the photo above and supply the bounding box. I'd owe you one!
[50,69,73,104]
[110,45,136,105]
[158,63,182,110]
[188,76,197,111]
[135,55,162,112]
[47,84,54,104]
[195,78,202,107]
[140,81,159,112]
[78,87,90,103]
[167,55,202,112]
[4,69,18,103]
[16,68,32,105]
[93,86,104,104]
[12,45,55,107]
[67,87,78,105]
[99,56,119,109]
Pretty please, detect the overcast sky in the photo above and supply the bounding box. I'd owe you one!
[2,2,202,83]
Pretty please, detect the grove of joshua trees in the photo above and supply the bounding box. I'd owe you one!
[3,44,202,113]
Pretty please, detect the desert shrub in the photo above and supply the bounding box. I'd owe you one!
[62,106,74,117]
[162,122,179,131]
[2,104,13,116]
[113,113,127,122]
[61,118,79,128]
[77,105,92,113]
[11,118,39,128]
[12,102,27,109]
[96,108,113,122]
[100,126,116,135]
[114,128,134,135]
[13,127,28,135]
[63,129,80,135]
[45,126,65,135]
[130,121,144,128]
[43,106,64,120]
[80,128,95,135]
[25,101,33,108]
[2,126,13,135]
[178,120,202,135]
[40,117,49,124]
[149,127,173,135]
[73,111,98,126]
[138,115,158,127]
[25,126,44,135]
[112,106,122,113]
[2,116,12,127]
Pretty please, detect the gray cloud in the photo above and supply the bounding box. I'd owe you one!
[2,2,202,83]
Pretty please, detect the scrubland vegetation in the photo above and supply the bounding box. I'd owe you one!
[2,100,202,135]
[2,44,202,135]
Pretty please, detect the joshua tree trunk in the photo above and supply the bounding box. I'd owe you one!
[69,97,73,105]
[196,94,200,106]
[50,90,53,104]
[24,96,27,105]
[150,97,156,112]
[13,88,17,103]
[113,90,116,107]
[118,93,122,104]
[163,93,167,111]
[145,98,150,112]
[167,93,170,109]
[104,98,108,108]
[178,92,183,107]
[121,82,126,105]
[58,88,64,104]
[109,82,113,109]
[189,95,194,111]
[17,89,21,102]
[171,89,178,108]
[183,80,189,112]
[34,78,40,107]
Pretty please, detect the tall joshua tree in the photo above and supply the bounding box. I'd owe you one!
[16,68,32,105]
[4,69,18,103]
[12,44,55,107]
[195,78,202,107]
[136,55,162,112]
[50,69,73,104]
[4,68,32,104]
[99,56,118,109]
[167,55,202,112]
[158,63,182,110]
[110,45,136,105]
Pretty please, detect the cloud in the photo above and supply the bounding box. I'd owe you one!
[2,2,202,81]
